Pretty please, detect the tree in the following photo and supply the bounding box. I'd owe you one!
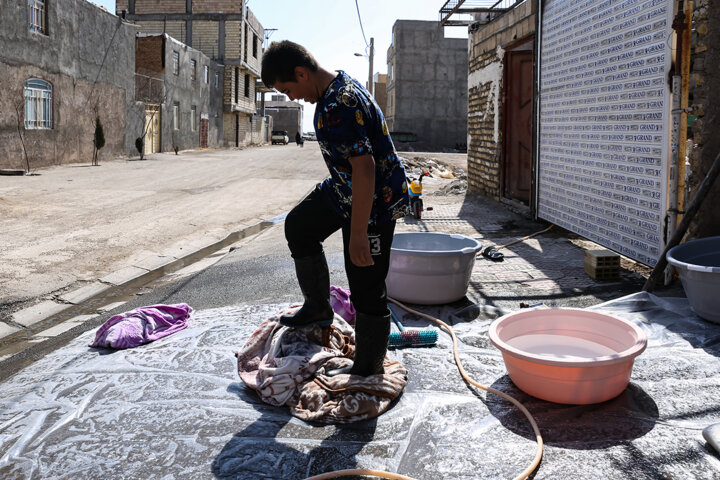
[13,99,32,175]
[92,115,105,166]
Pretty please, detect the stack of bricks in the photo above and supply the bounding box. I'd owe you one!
[584,250,620,281]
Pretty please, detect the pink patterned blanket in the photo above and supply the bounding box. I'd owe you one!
[236,305,408,424]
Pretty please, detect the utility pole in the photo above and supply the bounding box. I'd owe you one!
[368,37,374,97]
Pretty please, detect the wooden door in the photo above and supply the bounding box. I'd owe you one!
[503,49,534,204]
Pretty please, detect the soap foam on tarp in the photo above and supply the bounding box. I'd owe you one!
[1,295,720,479]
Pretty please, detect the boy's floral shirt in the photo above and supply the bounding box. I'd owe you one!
[315,70,409,225]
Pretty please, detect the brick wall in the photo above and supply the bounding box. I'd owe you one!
[135,21,166,35]
[132,0,185,15]
[164,21,186,44]
[136,35,164,75]
[467,0,536,198]
[688,0,720,237]
[193,20,219,57]
[224,20,241,59]
[192,0,242,14]
[121,0,244,15]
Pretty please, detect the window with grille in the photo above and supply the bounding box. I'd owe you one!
[28,0,47,35]
[253,33,258,58]
[190,60,196,81]
[173,51,179,75]
[24,79,52,129]
[191,106,196,131]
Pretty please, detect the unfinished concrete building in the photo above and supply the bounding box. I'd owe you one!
[385,20,467,151]
[0,0,140,169]
[117,0,265,147]
[373,73,388,114]
[264,95,303,140]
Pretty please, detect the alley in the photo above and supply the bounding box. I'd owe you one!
[0,143,325,322]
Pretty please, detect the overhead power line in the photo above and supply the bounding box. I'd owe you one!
[354,0,369,50]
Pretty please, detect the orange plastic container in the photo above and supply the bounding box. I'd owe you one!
[488,309,647,404]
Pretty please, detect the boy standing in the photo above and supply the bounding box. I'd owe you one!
[261,41,409,377]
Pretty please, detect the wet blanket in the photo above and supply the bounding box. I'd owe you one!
[89,303,192,349]
[236,305,408,424]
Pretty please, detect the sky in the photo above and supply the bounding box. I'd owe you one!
[91,0,468,132]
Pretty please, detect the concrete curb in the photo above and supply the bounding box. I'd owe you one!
[0,218,276,350]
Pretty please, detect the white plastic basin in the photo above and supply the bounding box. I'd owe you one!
[666,236,720,323]
[489,309,647,405]
[386,232,482,304]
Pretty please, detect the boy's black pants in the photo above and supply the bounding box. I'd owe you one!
[285,185,395,317]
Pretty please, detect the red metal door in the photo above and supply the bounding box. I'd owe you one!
[504,49,534,204]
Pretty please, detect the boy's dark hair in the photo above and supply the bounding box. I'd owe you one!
[261,40,319,88]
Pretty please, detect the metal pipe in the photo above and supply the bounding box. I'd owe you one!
[665,2,687,284]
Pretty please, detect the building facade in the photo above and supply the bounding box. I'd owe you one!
[386,20,468,151]
[117,0,265,147]
[373,73,388,115]
[264,95,303,140]
[466,1,536,206]
[135,34,222,154]
[462,0,718,265]
[0,0,140,169]
[686,0,720,239]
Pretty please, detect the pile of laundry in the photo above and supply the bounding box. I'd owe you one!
[236,305,408,424]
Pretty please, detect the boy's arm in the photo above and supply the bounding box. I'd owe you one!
[348,154,376,267]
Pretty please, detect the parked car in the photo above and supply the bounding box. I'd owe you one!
[303,132,317,141]
[271,130,289,145]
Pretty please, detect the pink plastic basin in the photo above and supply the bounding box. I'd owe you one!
[488,309,647,404]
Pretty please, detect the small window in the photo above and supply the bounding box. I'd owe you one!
[244,24,248,61]
[244,74,250,97]
[191,106,196,132]
[204,65,209,84]
[215,72,219,88]
[28,0,47,35]
[172,51,179,75]
[24,78,52,129]
[173,102,179,130]
[234,68,239,103]
[253,33,258,58]
[190,60,196,81]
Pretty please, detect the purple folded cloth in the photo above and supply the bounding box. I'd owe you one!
[89,303,192,349]
[330,285,355,324]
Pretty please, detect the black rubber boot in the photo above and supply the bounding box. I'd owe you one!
[280,253,334,328]
[326,311,391,377]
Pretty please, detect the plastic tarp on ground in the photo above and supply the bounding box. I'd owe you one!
[1,293,719,479]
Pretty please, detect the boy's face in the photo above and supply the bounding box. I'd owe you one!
[274,67,319,103]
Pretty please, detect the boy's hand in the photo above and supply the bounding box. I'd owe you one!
[348,154,376,267]
[349,231,374,267]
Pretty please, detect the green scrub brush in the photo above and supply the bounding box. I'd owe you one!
[388,308,438,347]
